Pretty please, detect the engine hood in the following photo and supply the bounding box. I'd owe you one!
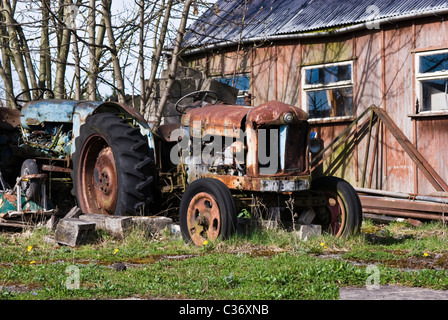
[181,101,308,138]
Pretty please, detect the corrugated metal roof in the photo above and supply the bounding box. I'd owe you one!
[183,0,448,49]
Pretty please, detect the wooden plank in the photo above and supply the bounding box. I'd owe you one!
[360,195,448,214]
[373,107,448,192]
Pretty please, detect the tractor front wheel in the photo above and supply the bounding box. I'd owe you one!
[179,178,237,246]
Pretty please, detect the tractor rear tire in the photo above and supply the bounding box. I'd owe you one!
[179,178,237,246]
[72,113,153,216]
[311,176,362,238]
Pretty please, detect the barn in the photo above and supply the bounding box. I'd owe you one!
[173,0,448,219]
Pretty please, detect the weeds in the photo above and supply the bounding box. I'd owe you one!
[2,219,448,299]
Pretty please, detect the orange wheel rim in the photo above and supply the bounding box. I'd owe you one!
[78,134,118,215]
[186,192,220,246]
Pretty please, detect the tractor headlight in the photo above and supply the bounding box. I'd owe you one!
[283,112,293,123]
[309,132,323,154]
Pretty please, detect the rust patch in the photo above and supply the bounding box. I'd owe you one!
[247,100,309,126]
[182,104,251,138]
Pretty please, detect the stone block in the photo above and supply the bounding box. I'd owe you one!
[131,216,173,235]
[105,216,133,239]
[79,213,133,239]
[55,218,96,247]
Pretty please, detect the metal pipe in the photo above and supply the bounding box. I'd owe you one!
[363,208,448,221]
[356,187,448,204]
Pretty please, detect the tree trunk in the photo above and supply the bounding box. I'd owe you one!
[0,9,14,108]
[143,0,173,120]
[102,0,125,103]
[54,0,73,99]
[152,0,193,128]
[39,0,51,90]
[87,0,97,101]
[2,0,30,102]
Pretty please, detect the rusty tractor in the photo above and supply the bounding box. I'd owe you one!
[1,88,362,245]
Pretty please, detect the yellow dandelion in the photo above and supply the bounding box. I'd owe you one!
[27,245,32,252]
[113,248,119,255]
[30,260,35,264]
[324,246,328,249]
[320,242,325,247]
[423,252,429,257]
[203,240,209,246]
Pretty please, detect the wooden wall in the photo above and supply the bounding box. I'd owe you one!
[183,15,448,196]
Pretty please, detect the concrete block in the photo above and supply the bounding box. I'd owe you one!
[55,218,96,247]
[295,224,321,241]
[105,216,133,239]
[79,213,133,239]
[78,213,107,229]
[131,216,173,235]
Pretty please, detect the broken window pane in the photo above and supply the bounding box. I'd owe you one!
[307,87,354,118]
[421,79,448,111]
[305,64,351,85]
[417,52,448,112]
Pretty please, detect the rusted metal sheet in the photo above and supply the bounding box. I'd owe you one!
[202,173,311,192]
[247,101,309,126]
[182,104,251,138]
[41,164,72,173]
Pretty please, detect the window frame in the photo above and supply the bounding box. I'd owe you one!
[301,60,354,121]
[415,49,448,114]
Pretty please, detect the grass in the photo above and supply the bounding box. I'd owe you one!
[2,218,448,300]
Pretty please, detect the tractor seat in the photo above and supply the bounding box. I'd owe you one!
[156,123,183,142]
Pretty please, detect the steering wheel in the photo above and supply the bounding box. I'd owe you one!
[14,88,55,109]
[175,90,219,114]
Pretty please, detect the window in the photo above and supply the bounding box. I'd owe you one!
[302,61,354,119]
[215,74,250,105]
[416,50,448,112]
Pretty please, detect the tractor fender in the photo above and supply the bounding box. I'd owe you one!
[72,101,153,156]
